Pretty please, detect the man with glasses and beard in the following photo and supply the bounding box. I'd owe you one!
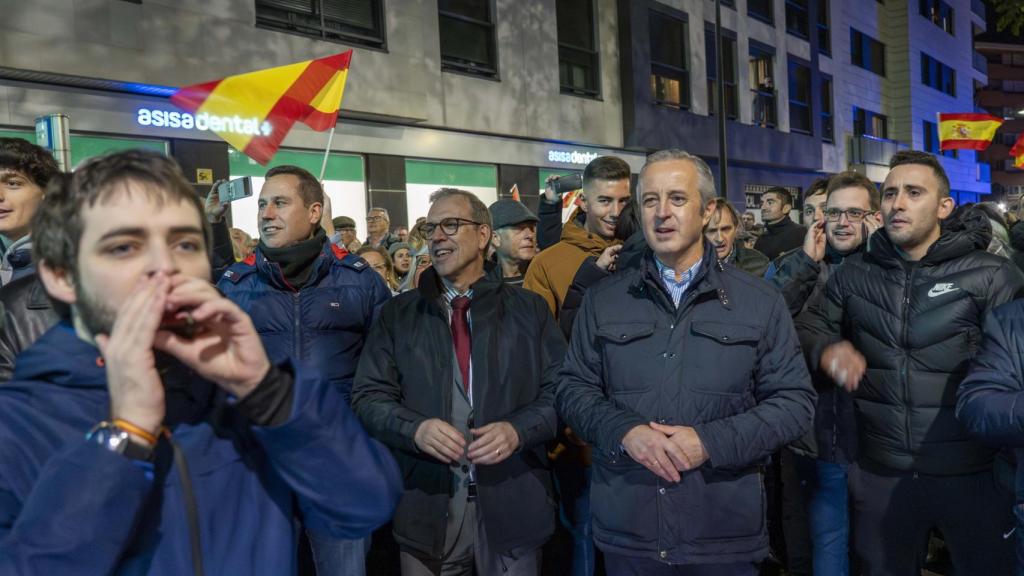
[0,150,400,574]
[771,171,881,576]
[353,188,565,576]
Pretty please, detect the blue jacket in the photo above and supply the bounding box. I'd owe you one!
[957,300,1024,532]
[0,322,401,575]
[557,244,815,565]
[217,241,391,402]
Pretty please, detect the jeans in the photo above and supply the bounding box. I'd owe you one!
[308,532,369,576]
[805,459,850,576]
[553,459,594,576]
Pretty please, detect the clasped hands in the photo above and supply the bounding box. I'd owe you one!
[621,422,709,483]
[414,419,520,466]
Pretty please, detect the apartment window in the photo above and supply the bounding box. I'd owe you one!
[749,0,773,24]
[923,120,957,158]
[557,0,600,96]
[706,27,739,119]
[921,52,956,97]
[816,0,830,55]
[788,58,812,134]
[853,106,888,139]
[821,76,834,142]
[850,28,886,76]
[650,10,689,109]
[786,0,809,38]
[750,44,776,128]
[920,0,954,35]
[439,0,497,77]
[255,0,386,49]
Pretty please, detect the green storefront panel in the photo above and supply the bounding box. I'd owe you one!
[405,159,497,188]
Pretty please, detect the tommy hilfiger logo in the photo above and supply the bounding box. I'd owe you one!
[927,283,960,298]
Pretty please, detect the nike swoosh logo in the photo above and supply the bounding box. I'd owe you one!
[928,286,960,298]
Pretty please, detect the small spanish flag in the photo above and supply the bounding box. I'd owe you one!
[509,183,521,202]
[937,113,1003,151]
[171,51,352,165]
[1011,133,1024,169]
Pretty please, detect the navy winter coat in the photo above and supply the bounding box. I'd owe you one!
[557,244,815,565]
[217,240,391,402]
[0,322,402,574]
[957,299,1024,560]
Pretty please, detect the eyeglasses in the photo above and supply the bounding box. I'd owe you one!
[823,208,874,222]
[366,216,385,223]
[419,218,482,237]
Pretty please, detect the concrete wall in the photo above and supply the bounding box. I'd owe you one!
[0,0,625,148]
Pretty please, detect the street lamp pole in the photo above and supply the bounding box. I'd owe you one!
[715,0,728,198]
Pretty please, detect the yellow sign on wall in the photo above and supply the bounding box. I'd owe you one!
[196,168,213,184]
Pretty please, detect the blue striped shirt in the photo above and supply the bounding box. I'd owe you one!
[654,257,702,307]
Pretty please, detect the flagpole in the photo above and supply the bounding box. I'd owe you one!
[318,123,337,182]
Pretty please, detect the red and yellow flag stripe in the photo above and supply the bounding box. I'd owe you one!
[1011,133,1024,169]
[937,113,1003,151]
[171,51,351,165]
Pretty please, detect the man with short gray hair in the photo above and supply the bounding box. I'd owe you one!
[557,148,815,575]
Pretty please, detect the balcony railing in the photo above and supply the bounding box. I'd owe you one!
[977,162,992,183]
[751,89,777,128]
[849,134,909,166]
[974,51,988,74]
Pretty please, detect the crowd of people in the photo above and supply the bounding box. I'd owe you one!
[0,135,1022,576]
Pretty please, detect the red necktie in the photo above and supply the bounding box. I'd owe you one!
[450,296,471,394]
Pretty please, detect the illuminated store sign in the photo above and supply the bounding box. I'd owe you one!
[136,108,272,136]
[547,149,600,166]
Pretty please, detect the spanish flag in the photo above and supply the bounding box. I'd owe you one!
[1011,133,1024,169]
[171,51,352,165]
[937,113,1003,151]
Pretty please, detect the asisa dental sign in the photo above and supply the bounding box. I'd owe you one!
[547,149,600,166]
[136,108,272,137]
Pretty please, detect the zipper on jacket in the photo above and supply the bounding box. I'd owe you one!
[900,266,915,453]
[293,292,301,359]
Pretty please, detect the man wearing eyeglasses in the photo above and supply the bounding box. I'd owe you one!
[755,187,806,260]
[353,188,565,576]
[365,207,401,251]
[797,151,1024,574]
[768,171,879,576]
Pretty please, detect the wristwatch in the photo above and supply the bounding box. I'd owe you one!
[86,421,155,461]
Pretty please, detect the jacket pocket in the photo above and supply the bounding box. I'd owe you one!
[687,322,760,395]
[597,322,657,393]
[590,453,659,547]
[691,467,765,542]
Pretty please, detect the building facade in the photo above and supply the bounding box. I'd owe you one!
[0,0,645,239]
[976,25,1024,201]
[617,0,991,215]
[0,0,996,236]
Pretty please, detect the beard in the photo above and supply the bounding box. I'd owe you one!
[74,281,117,337]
